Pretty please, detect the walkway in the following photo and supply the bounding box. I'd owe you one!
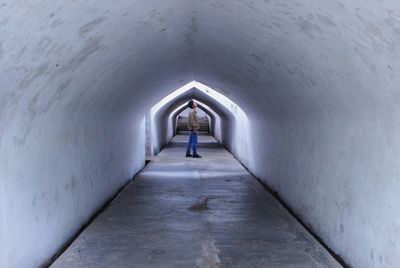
[51,135,341,268]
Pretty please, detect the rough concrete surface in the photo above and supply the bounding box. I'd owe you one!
[51,136,341,268]
[1,1,400,267]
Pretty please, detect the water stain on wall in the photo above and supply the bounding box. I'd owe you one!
[316,14,336,27]
[54,78,72,101]
[19,62,50,89]
[51,19,64,28]
[37,38,52,53]
[59,36,105,74]
[80,17,105,38]
[65,175,77,191]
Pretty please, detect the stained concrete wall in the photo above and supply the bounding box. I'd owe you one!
[190,2,400,267]
[0,1,193,267]
[1,0,400,267]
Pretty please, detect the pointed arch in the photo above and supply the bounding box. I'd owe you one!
[146,81,251,167]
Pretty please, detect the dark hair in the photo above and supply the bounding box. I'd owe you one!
[188,100,194,109]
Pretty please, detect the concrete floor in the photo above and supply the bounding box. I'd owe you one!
[51,135,341,268]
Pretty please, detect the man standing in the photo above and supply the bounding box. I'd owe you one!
[186,100,202,158]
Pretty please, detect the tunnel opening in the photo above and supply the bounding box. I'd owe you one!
[170,99,222,142]
[144,81,250,167]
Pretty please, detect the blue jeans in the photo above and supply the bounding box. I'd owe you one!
[186,130,198,155]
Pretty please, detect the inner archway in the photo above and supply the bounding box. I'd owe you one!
[144,81,250,167]
[171,99,221,139]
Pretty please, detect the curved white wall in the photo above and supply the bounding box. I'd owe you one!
[1,1,400,267]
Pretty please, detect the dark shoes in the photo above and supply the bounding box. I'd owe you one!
[186,153,202,158]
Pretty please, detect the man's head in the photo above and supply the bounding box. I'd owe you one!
[188,100,197,110]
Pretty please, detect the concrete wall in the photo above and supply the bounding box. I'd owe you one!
[1,0,400,267]
[0,1,193,267]
[189,1,400,267]
[0,113,145,268]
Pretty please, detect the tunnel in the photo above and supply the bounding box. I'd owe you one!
[1,1,400,267]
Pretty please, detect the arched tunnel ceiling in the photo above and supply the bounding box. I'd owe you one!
[2,0,399,123]
[194,0,400,119]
